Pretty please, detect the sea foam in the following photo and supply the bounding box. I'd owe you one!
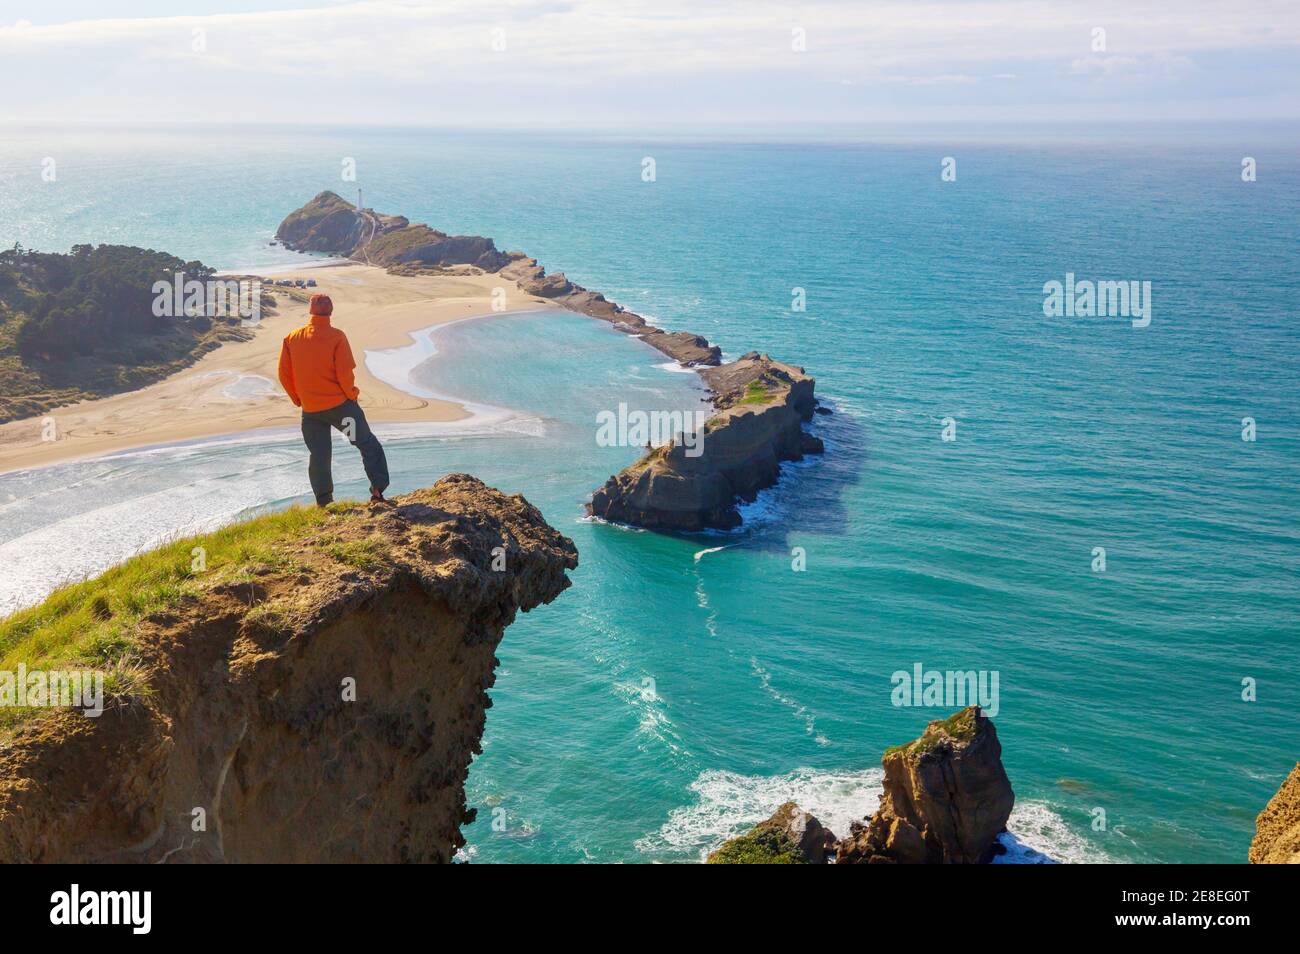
[638,766,1112,864]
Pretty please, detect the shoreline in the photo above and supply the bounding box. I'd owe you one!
[363,307,548,405]
[0,263,556,476]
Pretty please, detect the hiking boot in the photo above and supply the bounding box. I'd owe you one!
[369,487,390,505]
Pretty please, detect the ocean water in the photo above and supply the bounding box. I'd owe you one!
[1,126,1297,863]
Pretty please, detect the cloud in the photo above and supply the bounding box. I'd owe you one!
[881,74,980,87]
[1,1,1297,123]
[1070,52,1195,79]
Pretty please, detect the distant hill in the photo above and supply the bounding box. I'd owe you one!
[0,244,257,424]
[275,191,510,271]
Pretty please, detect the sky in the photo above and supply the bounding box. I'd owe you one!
[1,1,1298,128]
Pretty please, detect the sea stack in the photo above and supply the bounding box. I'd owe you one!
[0,475,577,863]
[275,190,509,271]
[837,706,1015,864]
[706,707,1015,865]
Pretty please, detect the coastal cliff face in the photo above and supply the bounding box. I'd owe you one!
[0,474,577,863]
[1249,763,1300,864]
[708,707,1014,865]
[588,353,824,531]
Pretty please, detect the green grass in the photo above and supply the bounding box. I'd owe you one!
[0,504,333,681]
[707,825,808,864]
[736,380,774,406]
[884,706,980,758]
[323,535,386,570]
[242,601,297,634]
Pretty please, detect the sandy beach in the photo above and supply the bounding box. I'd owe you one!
[0,263,554,475]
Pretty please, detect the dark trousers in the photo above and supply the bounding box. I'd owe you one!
[300,399,389,505]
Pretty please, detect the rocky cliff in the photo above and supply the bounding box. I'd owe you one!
[709,707,1014,864]
[837,706,1014,863]
[587,352,824,531]
[0,474,576,863]
[1249,763,1300,864]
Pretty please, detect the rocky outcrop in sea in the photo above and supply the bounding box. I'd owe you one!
[708,706,1015,864]
[706,801,837,864]
[587,352,824,530]
[837,706,1015,863]
[275,191,718,367]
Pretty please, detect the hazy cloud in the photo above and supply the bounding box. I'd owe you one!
[1,0,1297,124]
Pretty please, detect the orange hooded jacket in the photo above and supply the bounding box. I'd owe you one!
[277,313,360,413]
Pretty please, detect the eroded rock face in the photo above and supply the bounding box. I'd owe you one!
[837,707,1014,864]
[0,474,577,863]
[587,354,822,531]
[1249,763,1300,864]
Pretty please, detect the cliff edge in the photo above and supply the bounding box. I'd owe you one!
[0,474,577,863]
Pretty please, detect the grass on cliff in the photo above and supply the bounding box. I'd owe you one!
[883,706,979,758]
[367,225,443,262]
[736,380,775,406]
[706,825,808,864]
[0,503,353,732]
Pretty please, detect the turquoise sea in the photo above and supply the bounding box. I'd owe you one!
[1,126,1297,863]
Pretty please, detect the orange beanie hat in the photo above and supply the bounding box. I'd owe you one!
[309,293,334,317]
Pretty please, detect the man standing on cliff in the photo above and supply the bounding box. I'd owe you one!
[278,292,390,506]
